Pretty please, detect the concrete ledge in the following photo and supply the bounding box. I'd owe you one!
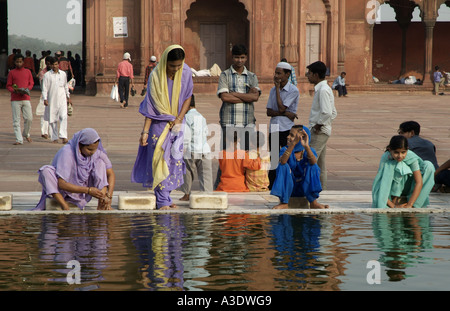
[2,191,449,215]
[190,192,228,209]
[118,192,156,210]
[46,198,79,211]
[0,193,12,211]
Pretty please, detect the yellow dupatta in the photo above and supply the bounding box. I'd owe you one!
[151,45,185,189]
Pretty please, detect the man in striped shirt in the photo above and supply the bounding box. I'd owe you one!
[217,44,260,151]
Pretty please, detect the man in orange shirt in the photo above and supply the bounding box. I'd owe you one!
[115,52,135,108]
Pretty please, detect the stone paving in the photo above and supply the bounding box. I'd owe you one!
[0,86,449,212]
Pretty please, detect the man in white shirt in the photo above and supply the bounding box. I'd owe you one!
[307,61,337,189]
[266,61,299,188]
[42,57,71,144]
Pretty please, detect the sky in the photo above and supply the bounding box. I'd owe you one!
[8,0,83,45]
[377,3,450,22]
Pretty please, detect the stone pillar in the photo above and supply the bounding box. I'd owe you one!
[326,0,339,77]
[140,0,151,74]
[423,19,435,86]
[281,0,300,71]
[337,0,346,73]
[84,0,96,95]
[247,0,280,78]
[367,23,375,85]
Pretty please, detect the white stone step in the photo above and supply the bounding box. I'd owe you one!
[189,192,228,209]
[0,193,13,211]
[118,192,156,210]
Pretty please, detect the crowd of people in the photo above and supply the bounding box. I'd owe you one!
[3,44,448,211]
[5,48,79,145]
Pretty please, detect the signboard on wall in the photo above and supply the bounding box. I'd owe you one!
[113,17,128,38]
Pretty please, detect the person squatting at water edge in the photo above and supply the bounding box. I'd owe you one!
[372,135,435,209]
[270,125,329,209]
[33,128,116,211]
[131,45,193,210]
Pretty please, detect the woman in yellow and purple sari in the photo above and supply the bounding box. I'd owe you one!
[131,45,193,210]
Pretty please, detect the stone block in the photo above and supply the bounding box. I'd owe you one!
[190,192,228,209]
[118,193,156,210]
[288,197,310,209]
[0,193,12,211]
[46,198,79,211]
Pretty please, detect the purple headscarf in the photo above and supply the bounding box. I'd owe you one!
[53,128,107,186]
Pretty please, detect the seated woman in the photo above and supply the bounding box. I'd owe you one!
[33,128,116,211]
[271,125,328,209]
[372,135,435,208]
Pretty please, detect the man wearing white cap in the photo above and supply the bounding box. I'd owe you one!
[142,55,157,96]
[266,61,300,189]
[115,52,135,108]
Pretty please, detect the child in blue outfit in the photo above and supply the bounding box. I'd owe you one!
[270,125,328,209]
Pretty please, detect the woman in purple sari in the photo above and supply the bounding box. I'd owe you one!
[33,128,116,211]
[131,45,193,210]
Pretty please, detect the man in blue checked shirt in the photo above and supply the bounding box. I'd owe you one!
[217,44,261,151]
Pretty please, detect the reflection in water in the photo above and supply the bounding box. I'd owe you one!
[38,214,110,284]
[131,215,185,290]
[0,213,448,290]
[372,213,434,282]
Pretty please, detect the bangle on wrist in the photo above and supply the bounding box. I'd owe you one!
[176,116,182,122]
[106,193,112,199]
[87,187,91,194]
[141,130,149,135]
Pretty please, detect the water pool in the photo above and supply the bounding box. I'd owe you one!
[0,213,449,291]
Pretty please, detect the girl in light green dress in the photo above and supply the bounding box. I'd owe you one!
[372,135,435,208]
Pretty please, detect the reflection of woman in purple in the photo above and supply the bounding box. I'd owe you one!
[131,45,193,210]
[33,128,115,211]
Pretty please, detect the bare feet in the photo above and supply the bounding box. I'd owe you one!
[179,194,190,201]
[41,134,49,139]
[61,138,68,144]
[60,204,71,211]
[52,140,58,144]
[13,142,22,145]
[310,200,329,209]
[26,137,32,143]
[159,204,178,210]
[272,203,289,209]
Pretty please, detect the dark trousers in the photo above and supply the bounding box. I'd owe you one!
[220,125,254,151]
[268,130,290,190]
[118,76,130,106]
[334,85,347,97]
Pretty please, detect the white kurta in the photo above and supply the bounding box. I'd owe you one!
[42,70,70,124]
